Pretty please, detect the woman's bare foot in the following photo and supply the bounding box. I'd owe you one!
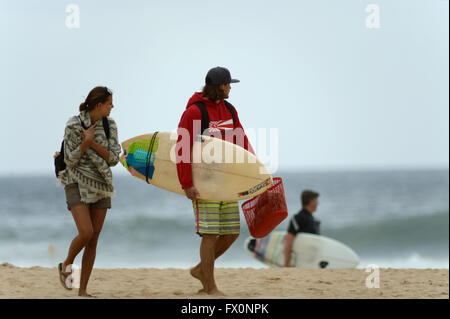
[190,265,206,289]
[58,262,73,290]
[61,261,71,276]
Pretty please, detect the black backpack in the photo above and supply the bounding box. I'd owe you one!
[54,116,110,177]
[193,100,236,135]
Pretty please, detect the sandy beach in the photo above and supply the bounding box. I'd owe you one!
[0,263,447,299]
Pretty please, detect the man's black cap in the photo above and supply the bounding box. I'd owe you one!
[205,66,240,85]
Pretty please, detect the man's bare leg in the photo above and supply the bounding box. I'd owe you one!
[191,233,239,293]
[197,234,223,294]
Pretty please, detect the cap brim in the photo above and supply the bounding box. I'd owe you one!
[230,79,240,83]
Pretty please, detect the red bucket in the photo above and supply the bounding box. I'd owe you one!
[241,177,288,238]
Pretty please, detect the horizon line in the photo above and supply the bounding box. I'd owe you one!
[0,165,448,178]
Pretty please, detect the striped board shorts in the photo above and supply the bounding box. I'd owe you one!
[192,199,240,236]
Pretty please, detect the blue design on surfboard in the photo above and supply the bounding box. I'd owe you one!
[126,150,156,179]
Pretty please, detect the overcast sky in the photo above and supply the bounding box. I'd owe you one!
[0,0,448,176]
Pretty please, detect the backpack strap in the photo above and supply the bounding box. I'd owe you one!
[224,100,236,128]
[102,117,110,139]
[194,101,210,135]
[194,101,236,136]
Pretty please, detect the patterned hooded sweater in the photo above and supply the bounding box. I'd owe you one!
[57,110,121,203]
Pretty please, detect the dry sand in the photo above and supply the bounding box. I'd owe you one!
[0,263,448,299]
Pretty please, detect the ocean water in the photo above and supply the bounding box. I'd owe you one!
[0,169,448,269]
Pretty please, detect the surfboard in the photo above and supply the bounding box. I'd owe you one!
[120,131,273,201]
[245,231,359,269]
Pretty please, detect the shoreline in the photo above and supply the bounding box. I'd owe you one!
[0,263,448,299]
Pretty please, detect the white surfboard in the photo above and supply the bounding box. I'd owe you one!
[120,131,273,201]
[245,231,359,269]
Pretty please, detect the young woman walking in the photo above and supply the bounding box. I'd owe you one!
[57,86,121,297]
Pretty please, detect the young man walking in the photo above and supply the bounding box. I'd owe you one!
[176,66,254,295]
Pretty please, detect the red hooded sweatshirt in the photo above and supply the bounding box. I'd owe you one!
[176,92,255,190]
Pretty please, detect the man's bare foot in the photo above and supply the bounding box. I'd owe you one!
[78,291,96,298]
[205,287,225,296]
[197,287,223,296]
[190,265,206,289]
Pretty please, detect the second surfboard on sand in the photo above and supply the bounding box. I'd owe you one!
[245,231,360,269]
[120,131,273,201]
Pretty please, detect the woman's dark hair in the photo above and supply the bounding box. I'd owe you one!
[201,84,227,101]
[79,86,112,112]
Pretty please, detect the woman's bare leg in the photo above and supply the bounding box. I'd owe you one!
[62,205,93,275]
[78,208,107,296]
